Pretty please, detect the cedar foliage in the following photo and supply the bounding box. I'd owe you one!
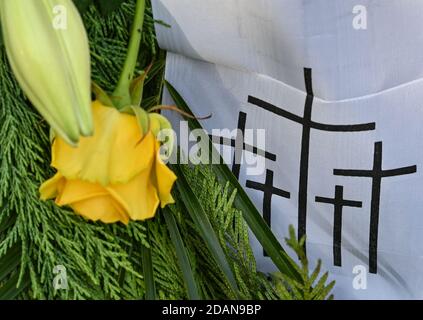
[0,0,334,300]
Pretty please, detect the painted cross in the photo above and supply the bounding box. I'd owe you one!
[209,111,277,179]
[334,141,417,273]
[315,185,362,267]
[246,169,290,256]
[248,68,376,252]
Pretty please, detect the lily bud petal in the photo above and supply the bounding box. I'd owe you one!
[0,0,93,145]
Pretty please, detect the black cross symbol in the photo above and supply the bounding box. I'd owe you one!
[248,68,376,252]
[315,185,362,267]
[246,169,290,256]
[210,111,277,179]
[334,141,417,274]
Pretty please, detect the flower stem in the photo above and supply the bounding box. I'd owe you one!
[112,0,146,109]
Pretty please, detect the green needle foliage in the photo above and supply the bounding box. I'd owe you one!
[173,164,276,299]
[0,0,335,300]
[273,226,335,300]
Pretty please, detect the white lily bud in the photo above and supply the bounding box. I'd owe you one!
[0,0,93,145]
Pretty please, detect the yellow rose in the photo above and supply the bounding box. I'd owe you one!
[40,101,177,224]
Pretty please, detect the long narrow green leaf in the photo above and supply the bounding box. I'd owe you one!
[0,243,28,300]
[141,224,156,300]
[0,244,21,283]
[170,164,239,296]
[165,81,301,282]
[0,214,14,234]
[0,271,29,300]
[163,208,201,300]
[144,58,166,87]
[0,238,28,300]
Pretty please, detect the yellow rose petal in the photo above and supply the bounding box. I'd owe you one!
[71,195,129,224]
[55,178,109,206]
[52,101,154,186]
[107,164,160,221]
[153,141,177,208]
[39,173,66,200]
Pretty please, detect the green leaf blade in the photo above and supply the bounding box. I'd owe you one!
[171,164,239,297]
[163,208,201,300]
[141,223,156,300]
